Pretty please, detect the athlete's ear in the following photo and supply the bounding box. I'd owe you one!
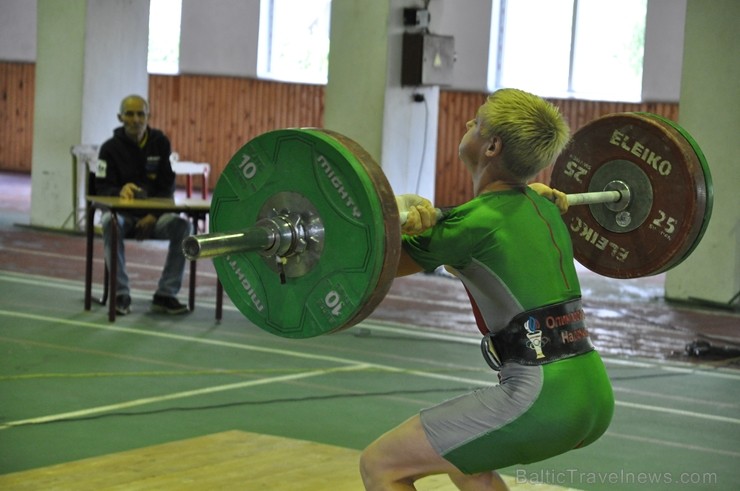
[485,136,503,157]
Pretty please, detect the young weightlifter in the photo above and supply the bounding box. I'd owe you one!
[360,88,614,490]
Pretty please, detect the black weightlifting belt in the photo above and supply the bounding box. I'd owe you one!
[480,298,594,371]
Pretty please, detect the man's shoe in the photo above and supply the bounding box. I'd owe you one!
[115,294,131,315]
[151,294,189,315]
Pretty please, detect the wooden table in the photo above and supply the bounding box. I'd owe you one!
[84,196,223,322]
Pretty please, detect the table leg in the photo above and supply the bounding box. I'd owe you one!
[84,204,94,310]
[216,280,223,321]
[109,211,118,322]
[189,259,196,311]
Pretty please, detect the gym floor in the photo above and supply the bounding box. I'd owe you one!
[1,171,738,490]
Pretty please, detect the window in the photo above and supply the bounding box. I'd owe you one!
[493,0,647,101]
[258,0,332,84]
[147,0,182,74]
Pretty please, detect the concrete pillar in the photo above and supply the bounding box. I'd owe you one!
[324,0,392,167]
[324,0,434,199]
[664,0,740,308]
[30,0,149,230]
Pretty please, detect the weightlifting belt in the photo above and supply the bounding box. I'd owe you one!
[480,298,594,371]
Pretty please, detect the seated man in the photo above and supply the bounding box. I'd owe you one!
[95,94,192,315]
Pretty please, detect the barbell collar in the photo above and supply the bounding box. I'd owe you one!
[259,215,306,257]
[183,214,321,261]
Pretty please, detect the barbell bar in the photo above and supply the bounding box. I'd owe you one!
[398,187,630,226]
[184,188,628,261]
[185,113,712,338]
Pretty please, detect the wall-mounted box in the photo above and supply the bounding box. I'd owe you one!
[403,8,430,28]
[401,32,455,87]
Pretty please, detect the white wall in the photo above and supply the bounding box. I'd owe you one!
[0,0,689,101]
[432,0,493,92]
[82,0,150,146]
[179,0,261,77]
[0,0,37,62]
[642,0,687,102]
[380,0,440,198]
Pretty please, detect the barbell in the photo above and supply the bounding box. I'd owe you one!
[183,113,713,338]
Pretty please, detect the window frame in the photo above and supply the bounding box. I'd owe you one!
[490,0,647,102]
[257,0,332,85]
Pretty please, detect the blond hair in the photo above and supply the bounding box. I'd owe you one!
[478,88,570,180]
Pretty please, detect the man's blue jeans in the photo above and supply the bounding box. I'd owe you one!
[101,212,193,298]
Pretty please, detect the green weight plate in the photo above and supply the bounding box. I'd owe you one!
[210,129,400,338]
[551,113,712,279]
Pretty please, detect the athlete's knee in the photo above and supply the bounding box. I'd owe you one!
[359,445,410,490]
[449,469,510,491]
[359,446,382,488]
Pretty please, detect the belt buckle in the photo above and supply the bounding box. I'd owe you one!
[480,333,502,371]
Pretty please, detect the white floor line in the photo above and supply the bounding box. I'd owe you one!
[606,431,740,458]
[614,400,740,425]
[612,385,740,409]
[0,309,378,367]
[2,307,738,430]
[1,269,738,380]
[2,270,737,375]
[0,269,234,312]
[0,245,219,278]
[360,319,740,379]
[0,364,369,430]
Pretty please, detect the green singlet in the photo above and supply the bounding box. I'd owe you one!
[403,187,614,474]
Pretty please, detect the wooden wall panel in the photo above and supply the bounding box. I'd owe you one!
[148,74,325,191]
[433,91,680,207]
[0,62,35,173]
[0,62,680,207]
